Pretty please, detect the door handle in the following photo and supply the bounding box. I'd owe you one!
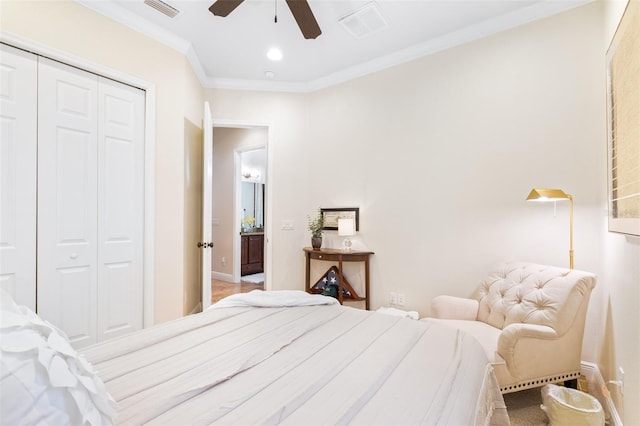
[197,242,214,248]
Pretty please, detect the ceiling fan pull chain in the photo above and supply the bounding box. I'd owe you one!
[209,0,320,39]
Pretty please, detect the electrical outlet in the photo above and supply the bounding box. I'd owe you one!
[281,220,294,230]
[619,366,625,393]
[397,293,406,306]
[221,256,226,266]
[390,292,398,305]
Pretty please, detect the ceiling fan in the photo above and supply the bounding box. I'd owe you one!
[209,0,322,39]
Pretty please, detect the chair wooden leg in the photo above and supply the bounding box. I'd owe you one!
[564,378,578,389]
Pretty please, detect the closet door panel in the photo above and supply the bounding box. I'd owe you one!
[0,45,37,310]
[54,266,93,342]
[97,78,144,340]
[37,57,98,347]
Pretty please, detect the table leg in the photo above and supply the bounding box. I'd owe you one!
[338,256,344,305]
[305,252,311,292]
[365,257,370,310]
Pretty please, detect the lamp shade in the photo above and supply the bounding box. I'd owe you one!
[526,188,571,202]
[338,218,355,236]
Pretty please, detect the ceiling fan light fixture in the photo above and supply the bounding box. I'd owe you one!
[267,48,283,61]
[209,0,321,39]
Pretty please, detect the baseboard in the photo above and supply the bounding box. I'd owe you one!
[212,271,233,282]
[581,361,623,426]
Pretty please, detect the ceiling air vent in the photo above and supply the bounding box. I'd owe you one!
[144,0,180,18]
[338,2,389,39]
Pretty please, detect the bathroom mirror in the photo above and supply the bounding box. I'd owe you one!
[241,181,264,230]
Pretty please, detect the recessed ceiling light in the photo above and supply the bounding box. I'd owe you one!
[267,48,283,61]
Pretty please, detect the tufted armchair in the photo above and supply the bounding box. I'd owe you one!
[427,261,596,393]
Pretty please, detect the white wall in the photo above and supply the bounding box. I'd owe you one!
[209,3,604,310]
[308,1,608,302]
[600,1,640,423]
[207,90,310,288]
[1,0,204,323]
[207,3,639,422]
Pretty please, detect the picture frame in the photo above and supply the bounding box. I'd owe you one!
[606,1,640,236]
[321,207,359,231]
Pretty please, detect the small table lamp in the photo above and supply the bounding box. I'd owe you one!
[526,188,574,269]
[338,218,355,252]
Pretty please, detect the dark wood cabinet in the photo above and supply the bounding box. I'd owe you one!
[241,233,264,276]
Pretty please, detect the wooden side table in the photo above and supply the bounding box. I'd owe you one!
[303,247,374,310]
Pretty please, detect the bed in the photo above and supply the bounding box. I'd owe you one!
[1,290,509,425]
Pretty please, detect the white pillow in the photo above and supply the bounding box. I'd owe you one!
[1,290,116,425]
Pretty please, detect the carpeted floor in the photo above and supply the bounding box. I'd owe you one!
[504,387,548,425]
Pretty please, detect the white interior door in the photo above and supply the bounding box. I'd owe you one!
[37,57,99,347]
[0,45,37,310]
[202,102,213,310]
[97,77,145,340]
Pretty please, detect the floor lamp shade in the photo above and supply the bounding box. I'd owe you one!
[526,188,571,202]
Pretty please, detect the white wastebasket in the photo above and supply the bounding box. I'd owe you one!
[541,384,604,426]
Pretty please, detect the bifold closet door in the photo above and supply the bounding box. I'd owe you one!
[37,57,100,347]
[0,45,38,311]
[37,57,144,347]
[97,75,144,342]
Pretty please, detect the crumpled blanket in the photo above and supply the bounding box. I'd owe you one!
[210,289,339,309]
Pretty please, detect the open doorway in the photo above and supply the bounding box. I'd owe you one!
[210,125,268,304]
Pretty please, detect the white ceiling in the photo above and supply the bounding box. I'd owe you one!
[76,0,591,92]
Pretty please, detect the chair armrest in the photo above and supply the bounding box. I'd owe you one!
[431,295,479,320]
[498,323,560,378]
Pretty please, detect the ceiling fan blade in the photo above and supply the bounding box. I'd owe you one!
[209,0,244,17]
[285,0,321,39]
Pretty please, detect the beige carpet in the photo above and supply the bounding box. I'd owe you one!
[505,387,548,425]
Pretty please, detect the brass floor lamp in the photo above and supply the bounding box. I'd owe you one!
[526,188,574,269]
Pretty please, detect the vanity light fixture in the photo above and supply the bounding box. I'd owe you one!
[242,171,260,180]
[526,188,574,269]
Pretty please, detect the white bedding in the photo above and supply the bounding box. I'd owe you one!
[209,289,339,309]
[82,292,508,425]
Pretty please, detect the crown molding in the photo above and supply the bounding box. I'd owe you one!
[74,0,593,93]
[205,77,312,93]
[75,1,211,84]
[303,0,594,92]
[75,0,190,53]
